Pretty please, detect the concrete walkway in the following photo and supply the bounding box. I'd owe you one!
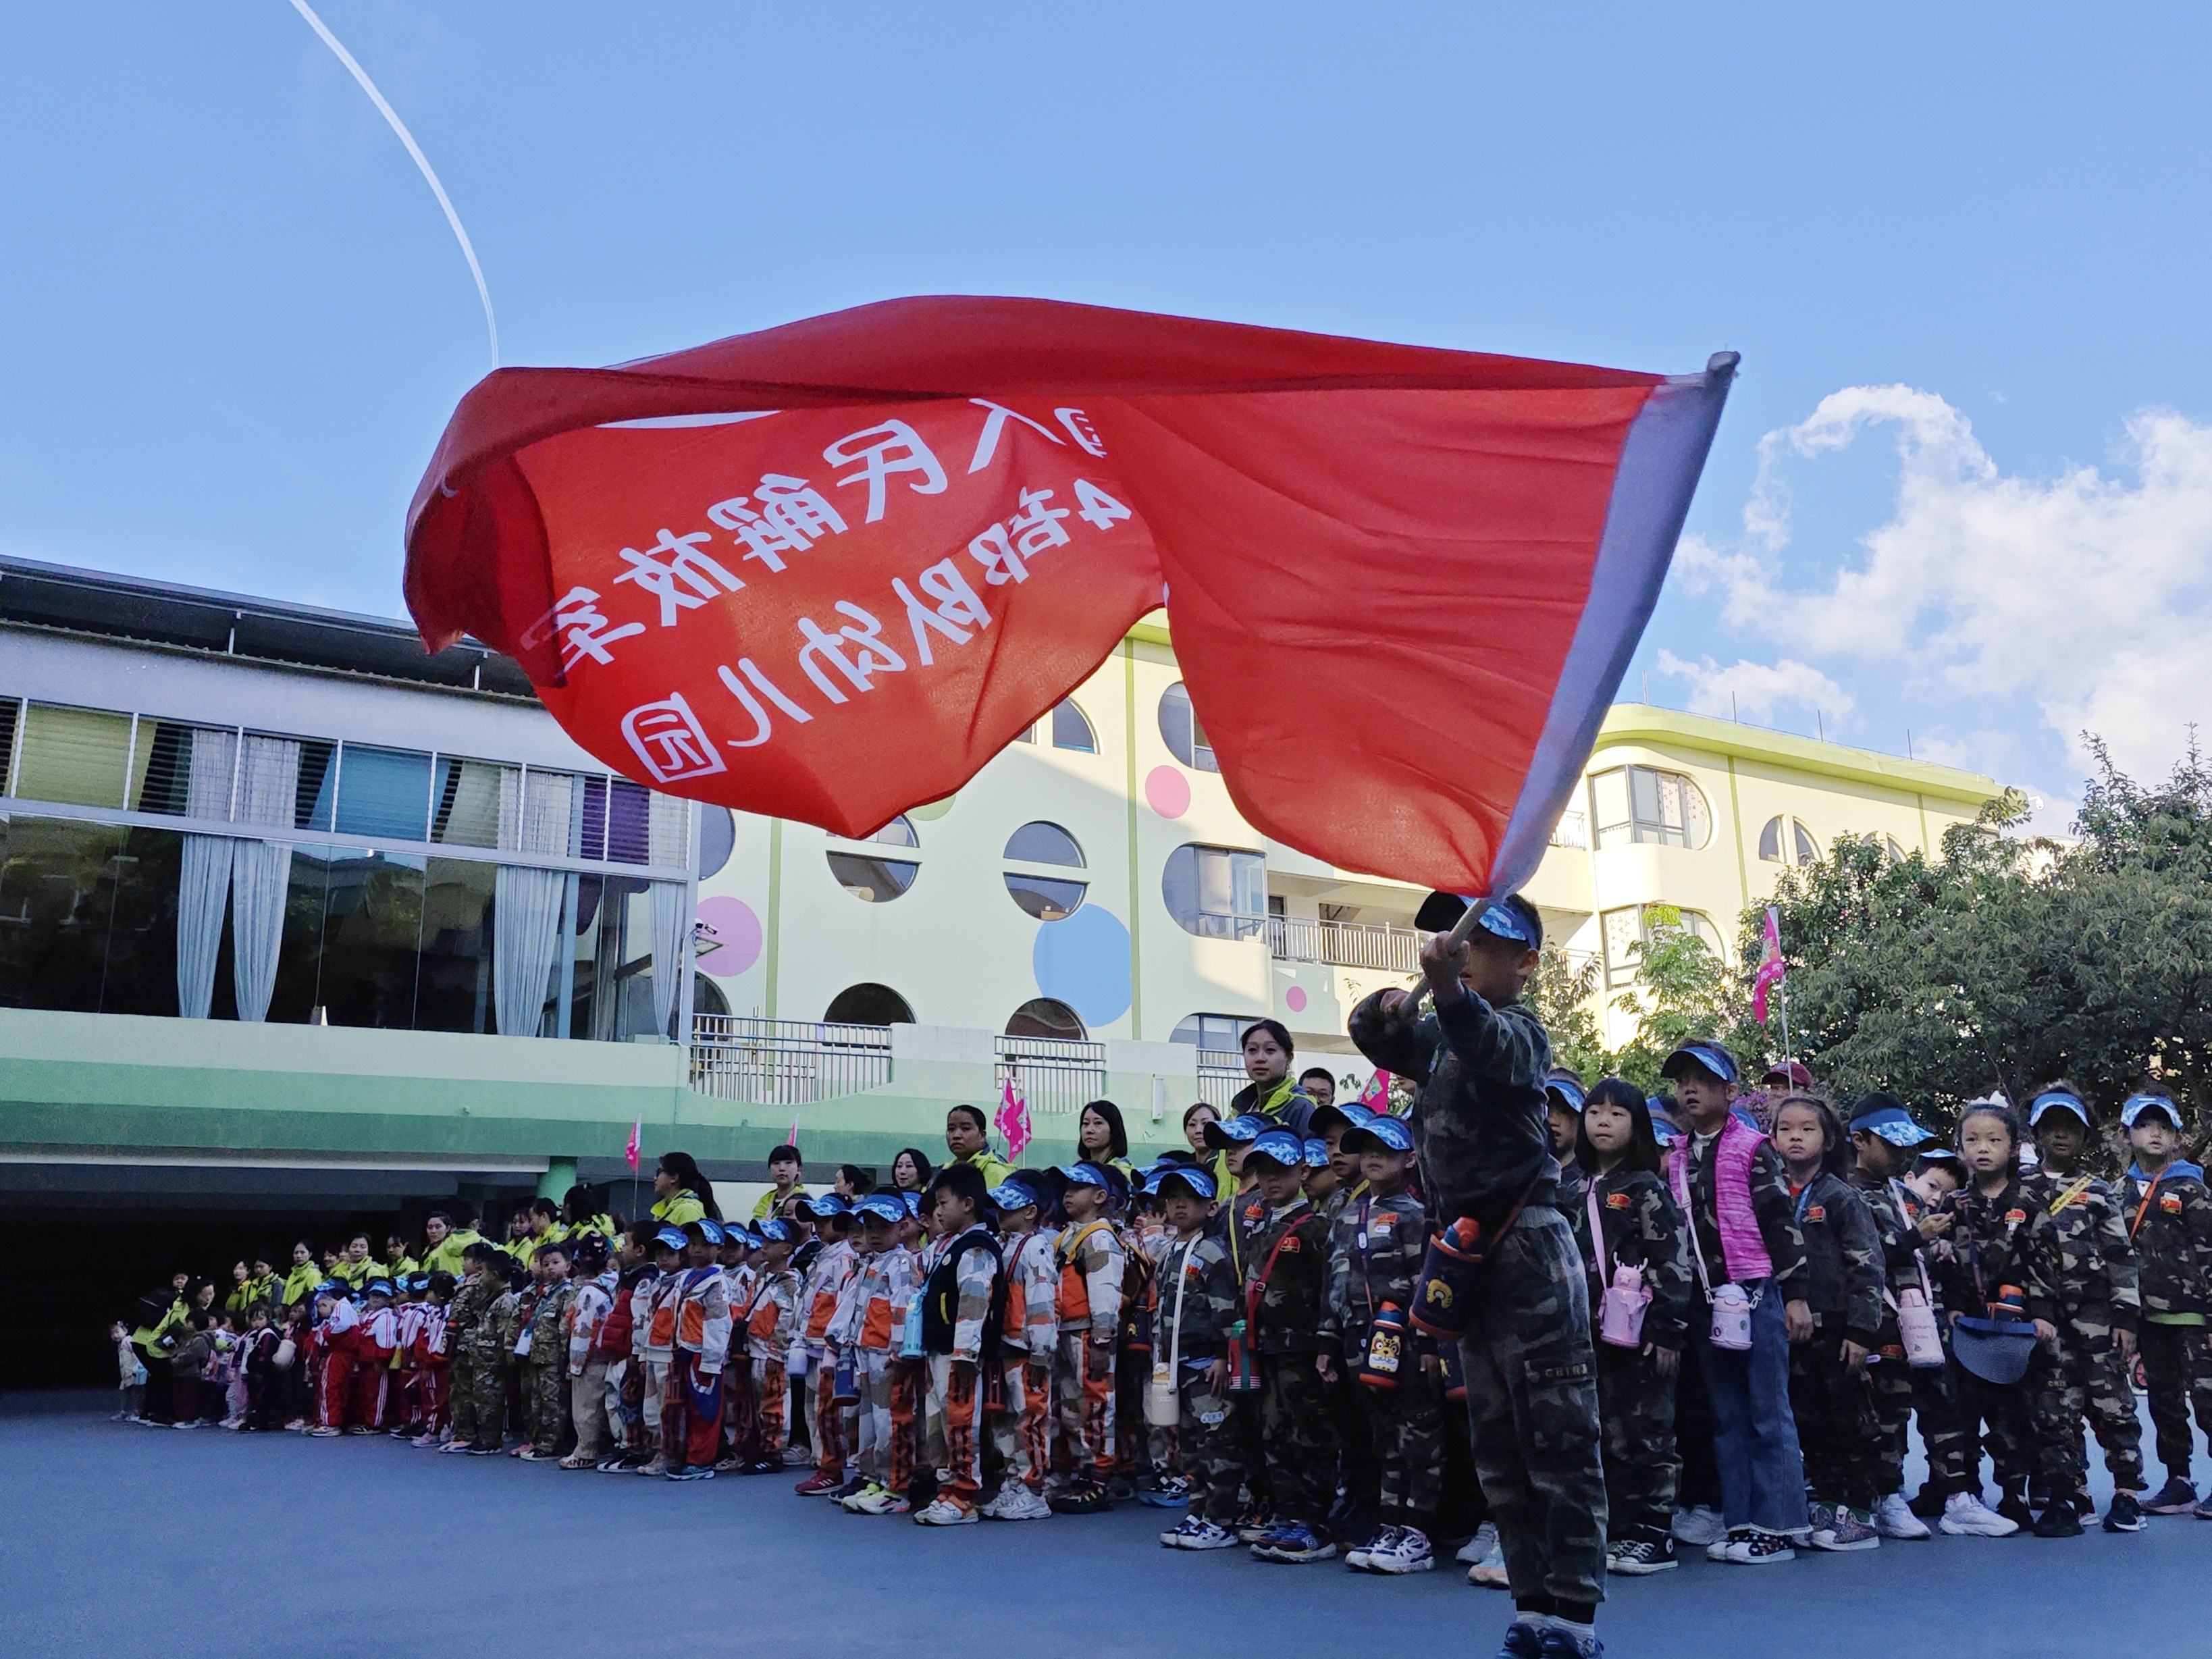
[5,1402,2205,1658]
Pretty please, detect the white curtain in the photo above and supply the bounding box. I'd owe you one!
[494,768,574,1037]
[647,793,691,1040]
[175,730,238,1020]
[229,735,300,1022]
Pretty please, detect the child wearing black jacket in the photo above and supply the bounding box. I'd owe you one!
[1566,1079,1692,1576]
[2114,1090,2212,1517]
[1772,1095,1886,1550]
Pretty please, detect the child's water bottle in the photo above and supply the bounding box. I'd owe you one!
[1708,1282,1754,1351]
[1359,1302,1406,1389]
[1410,1217,1485,1340]
[1598,1262,1652,1349]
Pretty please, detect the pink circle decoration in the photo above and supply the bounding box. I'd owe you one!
[1144,764,1191,819]
[1285,985,1309,1014]
[695,896,763,978]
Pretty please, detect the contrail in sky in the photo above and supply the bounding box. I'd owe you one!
[287,0,499,367]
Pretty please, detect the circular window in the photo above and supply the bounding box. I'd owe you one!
[1003,820,1088,920]
[1163,843,1265,939]
[1007,997,1086,1041]
[824,982,914,1024]
[826,815,919,901]
[696,806,736,880]
[1158,682,1218,772]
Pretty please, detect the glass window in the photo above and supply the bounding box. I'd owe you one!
[1602,903,1723,991]
[334,745,433,841]
[1005,821,1083,866]
[1007,997,1085,1040]
[0,813,128,1010]
[869,815,920,849]
[292,739,337,831]
[264,849,334,1024]
[607,777,653,864]
[1170,1012,1246,1051]
[1051,701,1096,753]
[1158,683,1218,772]
[1163,843,1267,939]
[1758,815,1818,867]
[1885,835,1907,862]
[1591,765,1710,849]
[1005,874,1086,920]
[1758,814,1783,862]
[697,806,736,879]
[98,827,186,1017]
[313,850,426,1028]
[132,721,236,819]
[825,982,914,1024]
[826,816,919,901]
[413,858,499,1032]
[14,704,134,808]
[1794,821,1820,866]
[430,758,511,848]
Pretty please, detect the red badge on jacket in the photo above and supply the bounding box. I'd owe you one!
[2161,1193,2184,1214]
[2004,1208,2028,1226]
[1605,1192,1631,1211]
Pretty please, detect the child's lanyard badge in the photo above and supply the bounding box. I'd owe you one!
[2047,1174,2096,1215]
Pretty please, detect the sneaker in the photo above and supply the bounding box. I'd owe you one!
[1163,1514,1238,1550]
[1458,1520,1500,1565]
[2070,1490,2095,1517]
[2145,1475,2198,1515]
[1670,1505,1727,1548]
[596,1455,629,1472]
[1995,1491,2036,1532]
[665,1466,714,1481]
[465,1443,500,1456]
[2032,1501,2082,1538]
[1367,1525,1435,1574]
[1467,1528,1510,1588]
[2193,1494,2212,1521]
[1140,1474,1192,1508]
[999,1485,1054,1521]
[782,1444,813,1466]
[794,1470,841,1497]
[739,1459,784,1477]
[515,1448,557,1462]
[1937,1504,2026,1539]
[307,1425,340,1438]
[1810,1504,1879,1552]
[1049,1478,1113,1515]
[1719,1526,1796,1564]
[1234,1502,1278,1544]
[1871,1494,1932,1540]
[2102,1491,2147,1533]
[1705,1527,1743,1563]
[1346,1526,1396,1571]
[635,1457,670,1477]
[846,1481,889,1513]
[1256,1521,1336,1563]
[1497,1621,1548,1659]
[1537,1631,1603,1659]
[855,1487,912,1515]
[1805,1500,1835,1544]
[411,1433,440,1449]
[1606,1533,1678,1575]
[914,1496,978,1526]
[558,1455,594,1469]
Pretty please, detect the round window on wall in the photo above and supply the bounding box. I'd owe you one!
[826,815,919,901]
[1003,820,1087,920]
[1007,997,1086,1041]
[1158,682,1219,772]
[824,982,914,1024]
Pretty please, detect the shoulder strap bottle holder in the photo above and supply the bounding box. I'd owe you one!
[2128,1169,2167,1242]
[1410,1215,1487,1340]
[1587,1184,1652,1349]
[1145,1239,1192,1426]
[1673,1151,1755,1350]
[1882,1179,1946,1368]
[1354,1203,1406,1387]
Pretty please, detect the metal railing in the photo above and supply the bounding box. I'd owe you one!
[1550,809,1589,850]
[689,1015,893,1105]
[1194,1055,1249,1111]
[1265,914,1423,973]
[995,1034,1107,1117]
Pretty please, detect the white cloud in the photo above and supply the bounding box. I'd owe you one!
[1655,650,1854,726]
[1681,387,2212,782]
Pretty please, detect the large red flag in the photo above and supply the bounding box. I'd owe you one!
[404,297,1732,895]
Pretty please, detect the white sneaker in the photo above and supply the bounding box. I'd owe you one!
[1162,1515,1238,1550]
[1872,1493,1932,1540]
[843,1481,885,1513]
[991,1486,1053,1521]
[1938,1491,2019,1537]
[1348,1526,1394,1571]
[1465,1529,1509,1588]
[1672,1506,1727,1547]
[914,1496,979,1526]
[976,1487,1013,1520]
[1368,1526,1436,1574]
[1456,1520,1498,1565]
[1718,1526,1796,1564]
[635,1456,669,1477]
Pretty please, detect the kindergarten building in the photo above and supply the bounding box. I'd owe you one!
[0,554,1999,1324]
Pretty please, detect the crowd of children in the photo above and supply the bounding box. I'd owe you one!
[116,1040,2212,1586]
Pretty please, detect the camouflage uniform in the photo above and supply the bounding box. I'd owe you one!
[1351,987,1606,1607]
[1938,1176,2049,1496]
[446,1272,508,1451]
[1155,1230,1244,1524]
[1320,1188,1442,1529]
[1853,1170,1967,1496]
[487,1284,525,1444]
[1784,1172,1887,1509]
[1568,1167,1691,1539]
[1244,1193,1336,1523]
[2024,1168,2144,1496]
[2117,1161,2212,1485]
[519,1279,577,1456]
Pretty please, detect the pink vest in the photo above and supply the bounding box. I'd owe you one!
[1667,1117,1775,1284]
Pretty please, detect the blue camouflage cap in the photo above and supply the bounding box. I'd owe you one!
[365,1280,394,1299]
[1244,1129,1307,1169]
[1342,1117,1416,1155]
[2029,1088,2092,1128]
[1056,1161,1112,1190]
[1544,1072,1588,1113]
[801,1193,851,1219]
[2120,1092,2182,1129]
[986,1182,1041,1213]
[856,1193,909,1224]
[1847,1093,1935,1148]
[652,1226,689,1252]
[694,1218,727,1246]
[1302,1137,1332,1169]
[756,1218,795,1244]
[1148,1164,1217,1201]
[1202,1113,1271,1150]
[1661,1041,1739,1085]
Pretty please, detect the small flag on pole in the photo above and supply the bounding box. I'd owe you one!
[625,1119,641,1173]
[1357,1069,1392,1111]
[788,1114,802,1157]
[995,1078,1032,1161]
[1752,905,1787,1025]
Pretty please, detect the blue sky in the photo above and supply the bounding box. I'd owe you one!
[6,4,2211,819]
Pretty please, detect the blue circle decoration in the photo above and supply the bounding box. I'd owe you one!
[1032,903,1132,1030]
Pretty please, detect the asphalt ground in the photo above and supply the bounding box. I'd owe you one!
[4,1394,2206,1659]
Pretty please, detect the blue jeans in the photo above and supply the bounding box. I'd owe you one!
[1688,1280,1807,1533]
